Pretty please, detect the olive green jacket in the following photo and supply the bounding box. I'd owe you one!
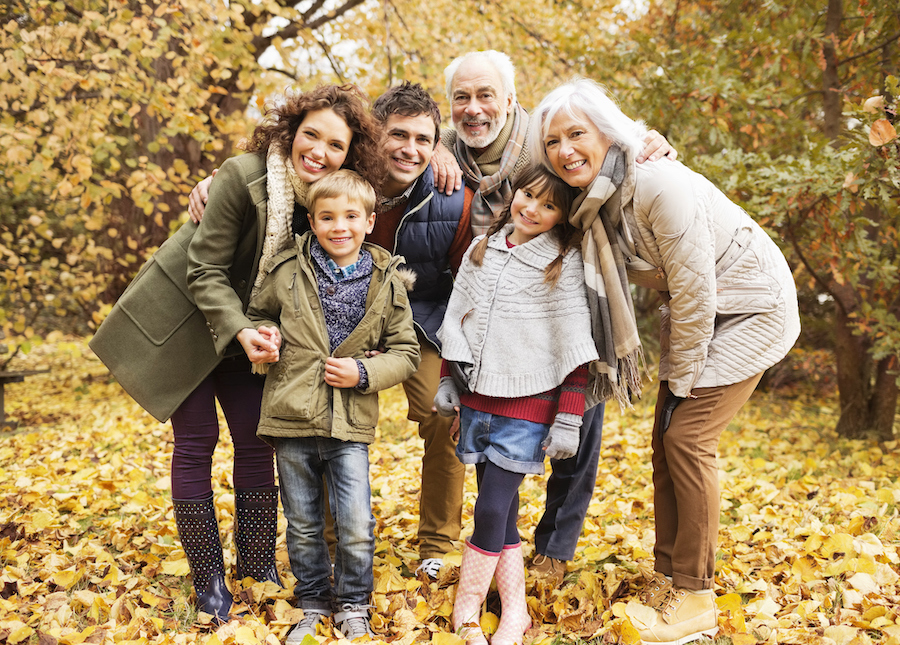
[247,232,420,443]
[89,153,271,422]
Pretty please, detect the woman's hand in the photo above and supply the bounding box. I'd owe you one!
[637,130,678,163]
[324,357,361,388]
[188,170,217,223]
[237,326,280,364]
[430,143,463,195]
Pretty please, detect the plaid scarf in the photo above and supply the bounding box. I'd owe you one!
[569,145,646,407]
[456,102,529,235]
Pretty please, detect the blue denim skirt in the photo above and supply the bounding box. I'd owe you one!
[457,406,549,474]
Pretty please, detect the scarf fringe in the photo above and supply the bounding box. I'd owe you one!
[251,362,270,376]
[590,345,649,410]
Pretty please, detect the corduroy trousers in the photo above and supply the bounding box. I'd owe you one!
[651,373,763,590]
[403,334,466,559]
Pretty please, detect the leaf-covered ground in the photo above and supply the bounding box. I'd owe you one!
[1,339,898,645]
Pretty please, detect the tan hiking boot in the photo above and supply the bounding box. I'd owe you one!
[631,587,718,644]
[528,553,566,586]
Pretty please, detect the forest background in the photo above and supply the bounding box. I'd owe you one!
[0,0,899,644]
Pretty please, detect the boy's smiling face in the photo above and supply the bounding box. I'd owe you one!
[307,195,376,267]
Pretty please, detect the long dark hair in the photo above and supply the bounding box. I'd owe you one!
[244,84,387,192]
[469,164,581,286]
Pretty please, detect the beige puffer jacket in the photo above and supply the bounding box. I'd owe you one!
[606,158,800,397]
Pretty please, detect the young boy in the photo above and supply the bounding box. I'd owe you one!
[245,169,420,642]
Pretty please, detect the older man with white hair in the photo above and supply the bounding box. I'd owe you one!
[435,50,676,586]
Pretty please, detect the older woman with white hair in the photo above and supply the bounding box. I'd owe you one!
[528,78,800,645]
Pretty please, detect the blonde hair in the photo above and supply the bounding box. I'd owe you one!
[307,169,376,218]
[468,164,580,287]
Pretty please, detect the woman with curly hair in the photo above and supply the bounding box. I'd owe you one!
[90,84,387,622]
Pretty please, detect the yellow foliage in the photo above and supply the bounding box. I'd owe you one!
[1,340,899,645]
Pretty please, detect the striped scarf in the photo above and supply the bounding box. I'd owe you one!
[569,145,646,407]
[456,102,529,235]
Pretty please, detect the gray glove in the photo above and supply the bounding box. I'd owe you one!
[433,376,460,417]
[542,412,582,460]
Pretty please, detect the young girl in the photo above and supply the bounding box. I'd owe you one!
[434,164,600,645]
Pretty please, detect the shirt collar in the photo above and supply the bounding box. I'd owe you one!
[377,179,417,213]
[310,238,371,282]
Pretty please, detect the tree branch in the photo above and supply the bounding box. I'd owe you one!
[782,194,854,316]
[249,0,368,56]
[314,35,346,82]
[837,31,900,67]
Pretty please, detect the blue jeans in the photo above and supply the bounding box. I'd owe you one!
[274,437,374,610]
[533,402,605,561]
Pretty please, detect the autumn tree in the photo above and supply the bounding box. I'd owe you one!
[553,0,899,440]
[0,0,366,356]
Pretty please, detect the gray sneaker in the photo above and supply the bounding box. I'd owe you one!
[333,603,374,641]
[415,557,443,579]
[285,609,330,644]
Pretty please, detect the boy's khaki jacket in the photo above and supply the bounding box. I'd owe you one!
[247,231,420,444]
[89,153,270,421]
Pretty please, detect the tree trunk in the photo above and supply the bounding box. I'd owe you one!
[870,355,899,441]
[833,303,899,439]
[821,0,843,140]
[833,302,870,438]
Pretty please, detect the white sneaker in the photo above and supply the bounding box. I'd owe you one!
[334,603,374,640]
[285,609,330,644]
[415,557,443,579]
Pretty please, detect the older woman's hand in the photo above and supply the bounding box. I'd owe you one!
[637,130,678,163]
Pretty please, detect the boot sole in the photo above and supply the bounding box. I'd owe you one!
[641,627,718,645]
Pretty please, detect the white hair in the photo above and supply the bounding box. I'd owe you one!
[444,50,517,106]
[528,78,647,174]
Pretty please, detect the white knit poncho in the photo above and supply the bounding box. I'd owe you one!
[438,224,599,398]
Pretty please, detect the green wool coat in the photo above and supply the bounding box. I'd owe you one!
[89,153,272,422]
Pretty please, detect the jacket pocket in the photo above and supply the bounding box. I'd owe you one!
[348,390,379,429]
[265,345,326,420]
[118,239,198,346]
[716,284,779,315]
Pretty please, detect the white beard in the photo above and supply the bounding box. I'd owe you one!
[455,110,508,150]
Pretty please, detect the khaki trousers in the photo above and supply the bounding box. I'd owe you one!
[651,373,763,590]
[403,333,466,559]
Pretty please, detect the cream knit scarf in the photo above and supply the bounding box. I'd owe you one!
[252,146,310,297]
[569,145,646,407]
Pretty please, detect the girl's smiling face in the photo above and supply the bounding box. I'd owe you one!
[507,183,565,245]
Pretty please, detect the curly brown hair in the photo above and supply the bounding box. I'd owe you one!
[469,163,581,287]
[243,84,387,193]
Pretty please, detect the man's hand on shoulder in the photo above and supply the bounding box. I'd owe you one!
[188,169,217,223]
[636,131,677,164]
[430,143,463,195]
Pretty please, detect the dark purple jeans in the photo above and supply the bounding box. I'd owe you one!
[170,354,274,499]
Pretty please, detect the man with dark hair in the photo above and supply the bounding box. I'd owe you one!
[367,82,473,578]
